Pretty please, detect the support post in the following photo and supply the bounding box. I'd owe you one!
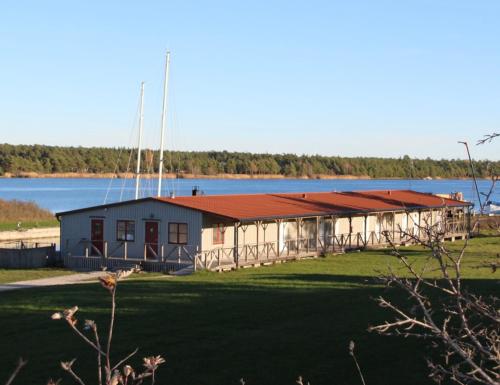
[194,246,199,272]
[418,210,421,239]
[256,220,260,260]
[296,218,301,254]
[331,216,336,252]
[124,242,128,259]
[104,241,108,259]
[392,212,396,243]
[262,222,268,258]
[348,216,352,249]
[234,222,239,268]
[316,216,320,253]
[364,215,368,248]
[276,219,281,257]
[466,206,472,237]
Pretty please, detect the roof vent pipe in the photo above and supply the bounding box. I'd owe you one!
[192,186,200,196]
[302,193,307,199]
[170,191,175,199]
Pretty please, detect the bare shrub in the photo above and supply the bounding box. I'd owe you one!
[4,269,165,385]
[369,223,499,385]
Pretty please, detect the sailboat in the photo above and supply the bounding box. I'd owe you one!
[134,51,171,200]
[484,201,500,215]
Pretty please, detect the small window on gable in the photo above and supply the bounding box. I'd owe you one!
[117,220,135,241]
[169,223,188,244]
[213,224,225,244]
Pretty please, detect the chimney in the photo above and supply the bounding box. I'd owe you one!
[302,193,307,199]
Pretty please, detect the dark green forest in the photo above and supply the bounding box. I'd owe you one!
[0,143,497,178]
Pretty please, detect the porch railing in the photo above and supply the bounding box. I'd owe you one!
[63,220,468,272]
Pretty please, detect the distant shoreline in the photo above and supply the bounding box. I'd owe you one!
[0,172,484,180]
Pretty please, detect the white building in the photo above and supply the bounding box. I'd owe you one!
[57,189,471,271]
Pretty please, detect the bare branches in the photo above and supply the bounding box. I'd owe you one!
[349,341,367,385]
[370,224,500,385]
[60,359,86,385]
[49,269,165,385]
[477,133,499,145]
[4,358,27,385]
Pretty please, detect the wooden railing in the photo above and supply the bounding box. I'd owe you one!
[64,220,469,272]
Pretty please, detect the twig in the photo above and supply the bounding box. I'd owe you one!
[4,358,27,385]
[61,360,86,385]
[348,341,366,385]
[106,286,117,383]
[111,348,139,372]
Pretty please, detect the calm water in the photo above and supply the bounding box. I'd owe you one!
[0,177,496,213]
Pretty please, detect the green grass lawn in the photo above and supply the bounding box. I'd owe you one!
[0,268,75,284]
[0,236,498,385]
[0,219,59,232]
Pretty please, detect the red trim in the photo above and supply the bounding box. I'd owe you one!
[212,223,225,244]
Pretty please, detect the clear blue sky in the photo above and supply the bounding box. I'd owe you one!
[1,0,499,160]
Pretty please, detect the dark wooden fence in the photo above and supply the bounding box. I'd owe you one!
[0,244,58,268]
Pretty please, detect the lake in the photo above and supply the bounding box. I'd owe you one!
[0,177,496,213]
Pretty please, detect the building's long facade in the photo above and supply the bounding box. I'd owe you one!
[57,190,471,271]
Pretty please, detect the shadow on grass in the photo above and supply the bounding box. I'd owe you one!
[0,272,496,385]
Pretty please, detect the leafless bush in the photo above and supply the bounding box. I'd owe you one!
[5,269,165,385]
[369,224,499,385]
[477,133,499,145]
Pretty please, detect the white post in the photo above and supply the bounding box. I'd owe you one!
[157,51,171,197]
[135,81,145,200]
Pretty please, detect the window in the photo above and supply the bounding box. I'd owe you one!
[169,223,188,244]
[116,220,135,241]
[213,223,225,244]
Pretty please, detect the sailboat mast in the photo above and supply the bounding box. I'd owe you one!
[135,81,145,200]
[157,51,171,197]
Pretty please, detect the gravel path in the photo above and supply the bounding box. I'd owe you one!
[0,271,104,292]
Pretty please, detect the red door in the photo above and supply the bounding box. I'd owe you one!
[91,219,104,256]
[145,221,159,259]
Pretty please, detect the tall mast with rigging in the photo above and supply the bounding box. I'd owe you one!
[135,81,145,200]
[157,51,171,197]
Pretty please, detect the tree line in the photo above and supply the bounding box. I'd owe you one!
[0,143,498,178]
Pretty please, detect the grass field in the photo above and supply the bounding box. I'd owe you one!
[0,219,59,232]
[0,236,498,385]
[0,268,74,284]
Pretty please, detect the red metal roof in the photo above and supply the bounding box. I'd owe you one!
[155,190,469,222]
